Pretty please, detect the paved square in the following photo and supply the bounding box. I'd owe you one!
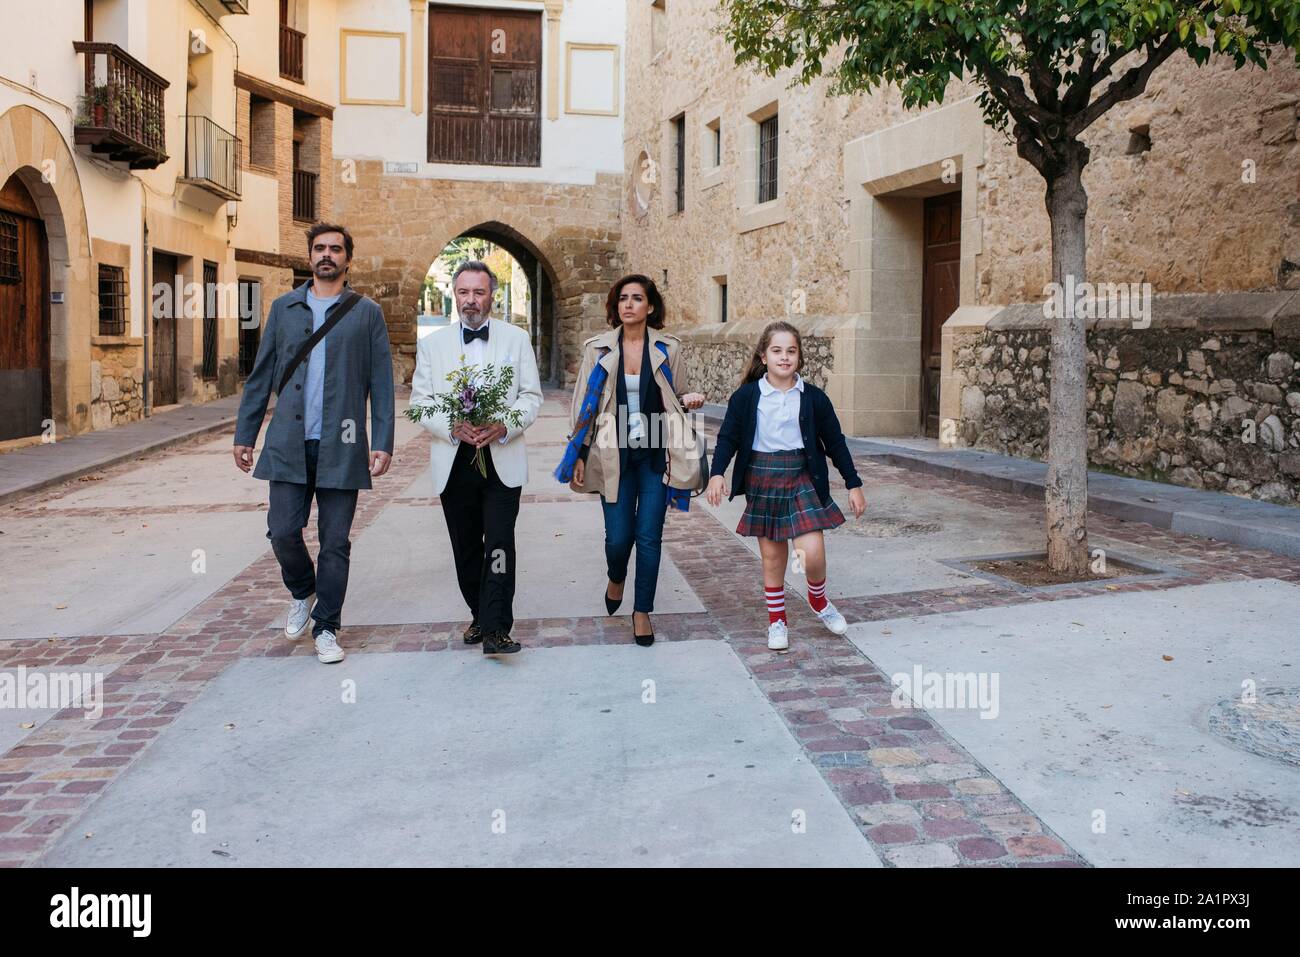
[40,641,880,867]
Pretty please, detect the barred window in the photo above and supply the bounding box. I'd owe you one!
[758,114,779,204]
[97,264,127,335]
[0,212,20,284]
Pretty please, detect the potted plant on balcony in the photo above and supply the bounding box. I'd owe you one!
[75,85,111,127]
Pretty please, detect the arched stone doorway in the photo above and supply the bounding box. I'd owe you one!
[334,160,626,389]
[0,106,93,439]
[436,221,559,384]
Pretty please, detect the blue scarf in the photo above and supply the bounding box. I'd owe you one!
[555,340,692,512]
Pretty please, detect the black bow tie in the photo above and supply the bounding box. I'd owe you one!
[462,324,489,344]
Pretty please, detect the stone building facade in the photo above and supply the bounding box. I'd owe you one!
[618,0,1300,502]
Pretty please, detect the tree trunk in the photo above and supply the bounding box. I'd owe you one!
[1044,150,1090,575]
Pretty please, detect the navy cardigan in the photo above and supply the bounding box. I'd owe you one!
[709,379,863,506]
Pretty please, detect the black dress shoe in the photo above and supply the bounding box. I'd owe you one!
[604,582,624,616]
[463,621,483,645]
[482,630,522,655]
[632,615,654,647]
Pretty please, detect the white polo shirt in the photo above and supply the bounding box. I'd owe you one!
[752,373,805,452]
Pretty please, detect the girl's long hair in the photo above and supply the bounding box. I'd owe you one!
[741,321,804,385]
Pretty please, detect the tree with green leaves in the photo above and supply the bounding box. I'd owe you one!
[722,0,1300,574]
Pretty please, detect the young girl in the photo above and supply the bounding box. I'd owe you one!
[706,321,866,650]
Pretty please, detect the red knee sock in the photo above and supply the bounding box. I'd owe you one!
[765,586,786,624]
[808,577,828,612]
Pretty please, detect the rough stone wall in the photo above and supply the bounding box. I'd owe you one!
[625,1,1300,326]
[952,297,1300,503]
[89,346,144,430]
[332,160,624,386]
[679,320,834,402]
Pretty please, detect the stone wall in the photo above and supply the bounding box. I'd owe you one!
[678,318,835,402]
[89,344,144,430]
[950,293,1300,503]
[333,160,625,387]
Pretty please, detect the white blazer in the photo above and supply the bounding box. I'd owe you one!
[409,317,543,494]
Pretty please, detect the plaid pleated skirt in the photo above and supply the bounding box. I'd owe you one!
[737,450,845,540]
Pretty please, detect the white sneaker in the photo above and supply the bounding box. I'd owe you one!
[814,600,848,635]
[286,594,316,638]
[767,619,790,651]
[314,630,345,664]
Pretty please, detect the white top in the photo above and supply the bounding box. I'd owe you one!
[458,318,488,367]
[752,373,805,452]
[624,373,645,441]
[452,318,507,447]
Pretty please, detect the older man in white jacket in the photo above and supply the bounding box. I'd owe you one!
[409,261,543,656]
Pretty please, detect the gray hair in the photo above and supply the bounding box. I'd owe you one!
[452,259,498,295]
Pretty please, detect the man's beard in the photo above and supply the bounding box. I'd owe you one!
[313,259,342,278]
[460,305,489,328]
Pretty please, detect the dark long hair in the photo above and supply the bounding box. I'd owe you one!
[605,274,666,329]
[741,321,804,385]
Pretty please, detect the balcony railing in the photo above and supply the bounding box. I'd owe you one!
[292,168,318,222]
[72,41,169,169]
[181,115,242,200]
[280,24,305,83]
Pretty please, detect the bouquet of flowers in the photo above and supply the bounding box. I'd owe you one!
[405,357,524,478]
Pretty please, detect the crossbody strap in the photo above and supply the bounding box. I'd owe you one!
[277,291,363,395]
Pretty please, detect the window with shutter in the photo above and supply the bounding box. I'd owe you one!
[428,5,541,166]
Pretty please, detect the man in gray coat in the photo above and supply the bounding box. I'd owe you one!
[233,223,395,663]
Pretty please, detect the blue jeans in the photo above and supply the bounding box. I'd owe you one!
[601,449,668,613]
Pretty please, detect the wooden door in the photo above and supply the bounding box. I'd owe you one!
[427,4,541,166]
[921,192,961,437]
[0,175,50,441]
[152,252,178,406]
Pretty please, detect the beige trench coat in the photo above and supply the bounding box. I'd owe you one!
[567,327,705,504]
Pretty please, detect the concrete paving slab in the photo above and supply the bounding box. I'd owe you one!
[340,501,704,626]
[39,641,880,867]
[0,512,271,639]
[845,578,1300,866]
[0,395,244,506]
[40,450,268,509]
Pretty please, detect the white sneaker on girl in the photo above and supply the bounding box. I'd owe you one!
[814,600,848,635]
[767,619,789,651]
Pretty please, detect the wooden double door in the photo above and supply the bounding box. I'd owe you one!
[921,192,961,437]
[0,175,50,441]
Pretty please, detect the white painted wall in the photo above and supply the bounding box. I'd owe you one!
[332,0,625,184]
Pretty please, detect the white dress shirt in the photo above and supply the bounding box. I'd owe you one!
[455,317,506,446]
[752,373,805,452]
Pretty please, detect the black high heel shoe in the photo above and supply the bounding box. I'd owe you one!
[604,581,624,616]
[632,612,655,647]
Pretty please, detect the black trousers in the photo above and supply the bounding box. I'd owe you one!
[266,439,359,637]
[439,440,522,633]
